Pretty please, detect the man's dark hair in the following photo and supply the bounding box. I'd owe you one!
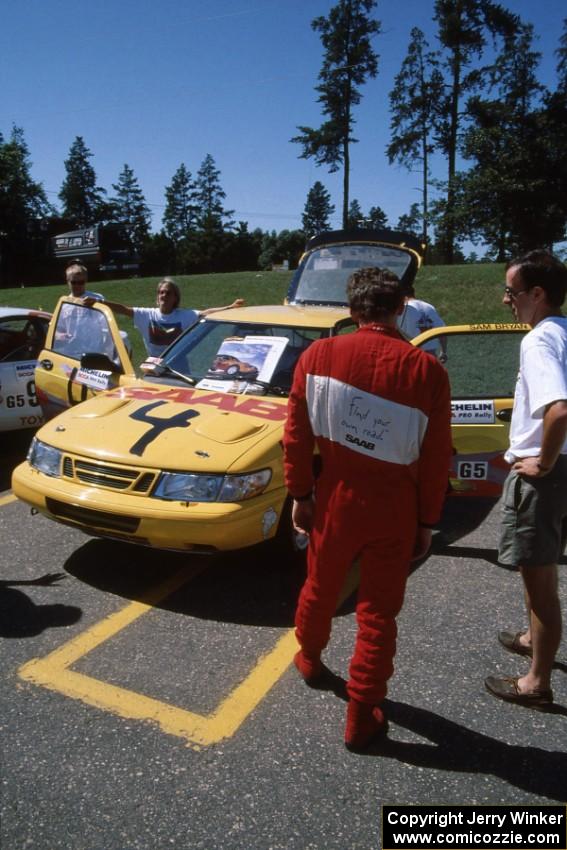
[507,249,567,308]
[347,267,404,321]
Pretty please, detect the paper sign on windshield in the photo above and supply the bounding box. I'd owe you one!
[197,336,289,393]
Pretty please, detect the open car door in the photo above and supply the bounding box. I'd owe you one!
[35,297,137,420]
[412,323,528,497]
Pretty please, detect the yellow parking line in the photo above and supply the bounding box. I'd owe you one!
[19,562,359,748]
[0,493,17,507]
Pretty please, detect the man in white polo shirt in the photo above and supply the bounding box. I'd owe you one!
[485,249,567,709]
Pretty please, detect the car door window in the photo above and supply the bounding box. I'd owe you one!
[0,316,48,362]
[428,331,522,398]
[51,302,117,362]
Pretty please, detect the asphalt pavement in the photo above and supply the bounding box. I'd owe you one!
[1,433,566,850]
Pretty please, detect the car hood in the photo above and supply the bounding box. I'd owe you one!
[34,384,288,472]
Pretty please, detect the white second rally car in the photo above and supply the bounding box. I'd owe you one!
[0,307,51,433]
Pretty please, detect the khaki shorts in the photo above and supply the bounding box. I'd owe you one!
[498,455,567,567]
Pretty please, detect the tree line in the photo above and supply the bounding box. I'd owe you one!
[1,0,566,285]
[295,0,567,263]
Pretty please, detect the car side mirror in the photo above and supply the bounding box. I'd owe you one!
[80,352,124,374]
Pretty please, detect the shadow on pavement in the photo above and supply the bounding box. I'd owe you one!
[0,578,81,638]
[368,699,567,802]
[0,430,35,491]
[64,537,306,628]
[435,497,497,547]
[62,496,510,628]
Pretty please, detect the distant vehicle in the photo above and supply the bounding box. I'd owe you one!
[51,223,139,275]
[287,228,426,306]
[0,307,51,432]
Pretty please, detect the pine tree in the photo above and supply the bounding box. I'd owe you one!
[367,205,388,229]
[0,126,53,283]
[163,163,198,243]
[194,154,234,232]
[456,22,562,257]
[346,198,364,229]
[397,203,422,234]
[291,0,380,229]
[556,17,567,92]
[111,164,151,249]
[0,126,52,228]
[387,27,444,243]
[59,136,108,226]
[302,181,335,238]
[433,0,520,262]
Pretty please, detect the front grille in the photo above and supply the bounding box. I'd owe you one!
[62,456,156,494]
[46,498,140,533]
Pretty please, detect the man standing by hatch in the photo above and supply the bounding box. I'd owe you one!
[283,266,452,751]
[485,249,567,708]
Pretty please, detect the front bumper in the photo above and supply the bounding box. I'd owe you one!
[12,462,286,552]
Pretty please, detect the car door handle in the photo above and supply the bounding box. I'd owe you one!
[496,408,512,422]
[39,358,53,371]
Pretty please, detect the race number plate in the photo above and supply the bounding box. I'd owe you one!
[457,460,488,480]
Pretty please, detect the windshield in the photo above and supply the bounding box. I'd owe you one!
[290,243,414,305]
[150,318,348,395]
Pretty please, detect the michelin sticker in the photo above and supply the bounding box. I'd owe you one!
[451,400,495,424]
[75,368,112,391]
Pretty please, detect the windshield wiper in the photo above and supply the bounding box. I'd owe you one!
[243,379,288,398]
[148,362,196,386]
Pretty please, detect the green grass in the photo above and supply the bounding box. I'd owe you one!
[1,271,294,369]
[415,264,510,324]
[0,264,511,368]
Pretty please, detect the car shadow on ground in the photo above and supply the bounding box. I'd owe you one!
[64,496,500,628]
[433,496,497,547]
[366,699,567,802]
[64,537,308,628]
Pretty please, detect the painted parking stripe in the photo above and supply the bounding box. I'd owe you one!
[19,563,359,748]
[0,493,17,507]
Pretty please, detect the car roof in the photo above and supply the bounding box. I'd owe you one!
[203,303,352,327]
[0,307,51,320]
[305,227,426,256]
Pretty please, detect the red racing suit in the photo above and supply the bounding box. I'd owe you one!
[283,323,452,704]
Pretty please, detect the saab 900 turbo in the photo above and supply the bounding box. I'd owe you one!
[12,230,527,552]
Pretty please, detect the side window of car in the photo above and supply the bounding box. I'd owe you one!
[52,303,116,362]
[418,332,524,398]
[0,317,42,362]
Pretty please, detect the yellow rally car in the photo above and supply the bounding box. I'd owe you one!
[12,230,527,553]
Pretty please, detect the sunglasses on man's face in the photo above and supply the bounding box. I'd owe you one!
[503,286,528,300]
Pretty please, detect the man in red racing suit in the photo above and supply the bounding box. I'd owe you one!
[283,267,452,751]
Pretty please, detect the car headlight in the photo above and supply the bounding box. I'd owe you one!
[27,438,63,478]
[154,469,271,502]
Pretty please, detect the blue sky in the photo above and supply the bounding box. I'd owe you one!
[3,0,565,244]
